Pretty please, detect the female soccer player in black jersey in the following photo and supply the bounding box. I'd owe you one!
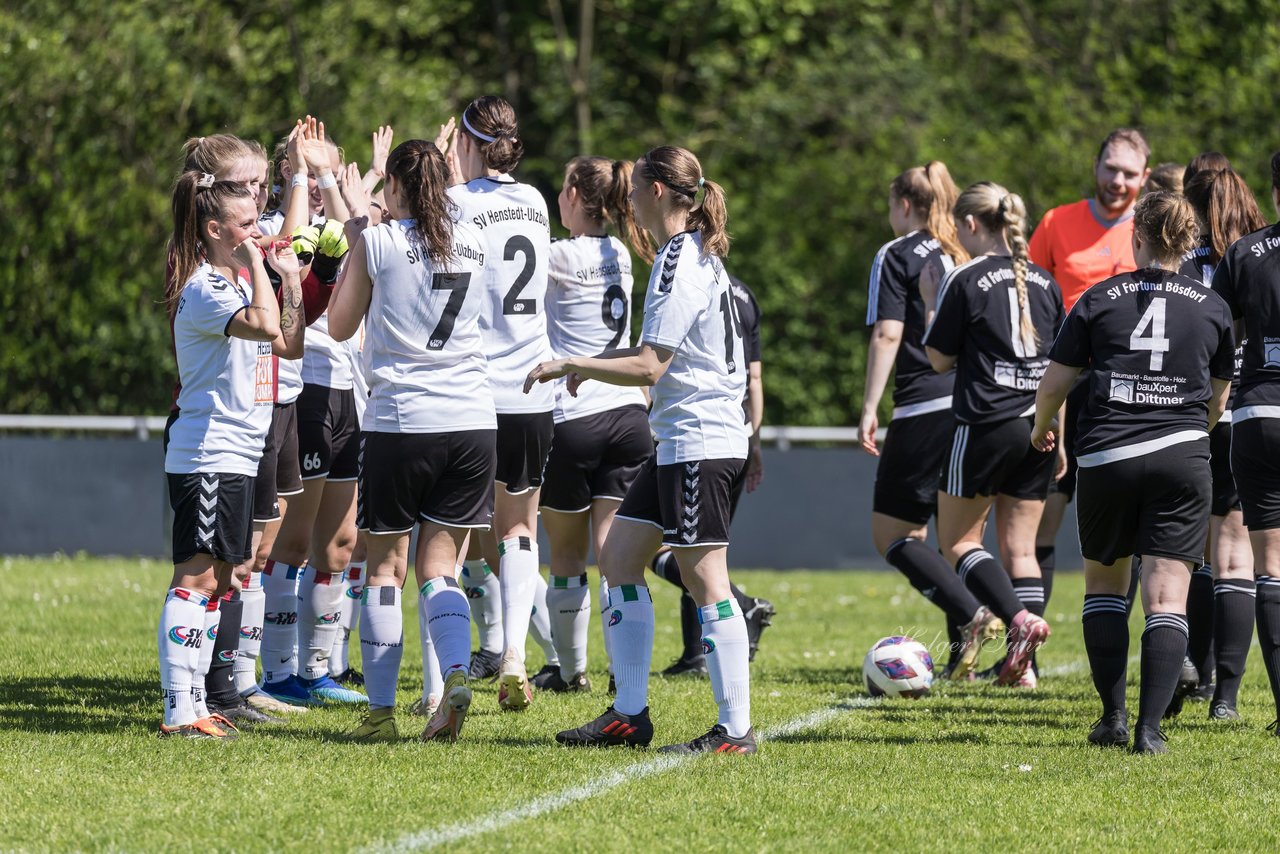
[860,162,1003,680]
[1210,153,1280,739]
[922,182,1063,689]
[1178,167,1266,720]
[1035,192,1234,753]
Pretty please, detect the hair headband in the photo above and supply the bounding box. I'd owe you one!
[646,156,700,199]
[462,111,498,144]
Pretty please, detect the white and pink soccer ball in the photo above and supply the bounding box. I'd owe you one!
[862,635,934,698]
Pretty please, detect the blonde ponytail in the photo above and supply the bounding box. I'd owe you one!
[890,160,969,265]
[639,146,730,258]
[1000,192,1036,354]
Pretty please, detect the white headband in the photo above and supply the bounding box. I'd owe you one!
[462,111,498,143]
[197,172,216,188]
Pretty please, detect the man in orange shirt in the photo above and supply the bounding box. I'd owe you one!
[1028,128,1151,622]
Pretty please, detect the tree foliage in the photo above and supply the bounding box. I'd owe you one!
[4,0,1280,423]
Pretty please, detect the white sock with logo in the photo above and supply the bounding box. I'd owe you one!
[599,575,614,676]
[192,599,220,719]
[499,537,539,666]
[297,568,344,682]
[330,563,365,677]
[360,586,403,710]
[234,571,265,694]
[417,590,444,704]
[461,560,503,655]
[529,572,559,668]
[547,573,591,680]
[158,588,207,727]
[423,577,471,678]
[699,599,752,738]
[607,585,654,715]
[260,560,302,683]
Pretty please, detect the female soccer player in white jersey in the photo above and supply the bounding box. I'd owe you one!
[922,182,1063,689]
[1176,167,1266,720]
[325,139,494,743]
[1209,153,1280,739]
[447,96,554,710]
[859,162,1004,680]
[160,174,301,738]
[537,155,655,692]
[526,145,756,754]
[1035,192,1234,753]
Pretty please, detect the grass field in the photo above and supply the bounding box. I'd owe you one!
[3,556,1280,852]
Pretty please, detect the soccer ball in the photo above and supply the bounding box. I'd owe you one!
[862,635,934,698]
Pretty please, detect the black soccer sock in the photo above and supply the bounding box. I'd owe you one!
[1125,556,1142,616]
[1254,577,1280,721]
[885,537,982,626]
[1213,578,1256,708]
[1083,595,1130,715]
[956,549,1025,625]
[678,592,702,660]
[946,618,963,667]
[1187,565,1216,686]
[1013,577,1046,672]
[652,551,687,590]
[206,592,244,706]
[1136,613,1190,735]
[1036,546,1056,606]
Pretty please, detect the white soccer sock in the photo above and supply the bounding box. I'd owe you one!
[529,572,559,667]
[260,560,302,683]
[360,585,403,710]
[461,559,503,654]
[417,590,444,702]
[158,587,207,727]
[599,575,614,676]
[499,537,539,665]
[608,585,654,715]
[192,599,220,719]
[547,573,590,680]
[329,563,365,677]
[699,599,752,739]
[234,571,265,694]
[297,568,344,682]
[423,577,471,678]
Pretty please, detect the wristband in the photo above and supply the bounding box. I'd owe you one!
[290,173,307,189]
[317,173,337,190]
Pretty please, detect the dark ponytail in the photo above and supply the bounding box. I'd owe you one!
[461,96,524,174]
[639,145,729,258]
[169,172,255,316]
[385,140,456,265]
[1183,169,1266,264]
[564,156,655,263]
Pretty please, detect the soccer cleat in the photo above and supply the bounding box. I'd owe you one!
[555,705,653,748]
[1087,710,1129,748]
[159,716,236,740]
[261,675,316,706]
[1013,665,1038,690]
[409,695,441,718]
[661,654,708,678]
[1209,700,1241,721]
[1131,725,1169,755]
[343,707,398,743]
[530,664,563,691]
[1268,720,1280,737]
[743,598,776,662]
[302,675,369,705]
[242,687,308,714]
[209,697,279,726]
[1163,657,1200,719]
[497,647,532,712]
[468,648,502,680]
[996,612,1050,687]
[658,724,758,755]
[1192,680,1215,702]
[421,671,472,743]
[951,607,1004,682]
[206,713,241,738]
[332,667,365,687]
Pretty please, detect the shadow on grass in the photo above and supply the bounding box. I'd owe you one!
[0,675,155,733]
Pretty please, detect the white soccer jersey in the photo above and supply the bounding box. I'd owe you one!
[166,263,273,476]
[641,231,750,464]
[448,176,553,413]
[360,218,496,434]
[546,235,647,422]
[349,325,369,425]
[301,311,354,389]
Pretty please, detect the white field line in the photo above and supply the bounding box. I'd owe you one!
[363,698,880,854]
[1042,654,1141,678]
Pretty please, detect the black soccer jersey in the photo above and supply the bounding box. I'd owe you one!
[1050,268,1235,462]
[867,231,955,410]
[1211,224,1280,416]
[1181,242,1242,405]
[728,274,762,364]
[924,254,1063,424]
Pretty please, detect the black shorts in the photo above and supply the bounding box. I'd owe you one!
[540,406,653,513]
[357,430,497,534]
[1210,420,1240,517]
[1077,439,1211,566]
[1048,374,1089,501]
[941,417,1053,500]
[495,411,554,495]
[296,383,359,482]
[616,457,746,548]
[253,402,304,522]
[873,408,953,524]
[167,472,254,565]
[1231,417,1280,530]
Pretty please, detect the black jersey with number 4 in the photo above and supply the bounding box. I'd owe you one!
[1050,268,1234,461]
[1212,224,1280,415]
[924,254,1063,424]
[866,231,955,410]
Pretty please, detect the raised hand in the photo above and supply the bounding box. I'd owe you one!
[340,162,372,219]
[301,115,334,176]
[434,117,455,153]
[286,119,307,178]
[370,125,394,178]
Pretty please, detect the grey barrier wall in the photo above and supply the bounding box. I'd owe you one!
[0,436,1083,569]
